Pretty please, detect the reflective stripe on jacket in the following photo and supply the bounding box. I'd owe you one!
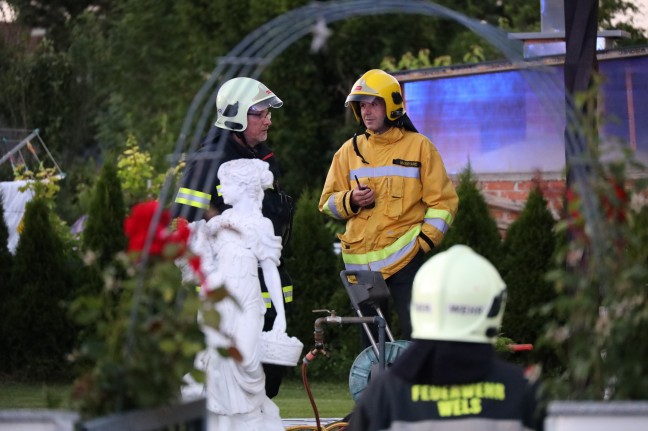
[261,285,293,308]
[319,127,458,279]
[170,129,294,246]
[347,358,540,431]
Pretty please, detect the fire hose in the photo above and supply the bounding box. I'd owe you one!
[284,312,386,431]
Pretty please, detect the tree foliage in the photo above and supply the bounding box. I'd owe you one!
[2,0,646,202]
[82,160,126,267]
[541,76,648,399]
[433,163,502,266]
[5,0,113,49]
[283,188,350,379]
[0,40,72,151]
[69,201,210,418]
[69,258,206,418]
[93,0,231,161]
[5,198,76,379]
[0,26,104,164]
[500,184,559,370]
[543,162,648,399]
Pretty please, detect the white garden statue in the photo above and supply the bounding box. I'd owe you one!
[182,158,302,431]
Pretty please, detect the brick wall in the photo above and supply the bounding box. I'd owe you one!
[470,174,566,235]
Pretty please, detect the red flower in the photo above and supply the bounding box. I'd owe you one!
[124,200,173,257]
[165,217,191,258]
[602,180,628,223]
[566,187,586,240]
[124,201,207,291]
[188,255,204,282]
[565,178,629,241]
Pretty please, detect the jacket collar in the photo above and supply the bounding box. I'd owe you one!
[365,126,403,146]
[391,339,495,385]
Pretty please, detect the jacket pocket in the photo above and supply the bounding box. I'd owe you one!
[338,230,365,254]
[386,176,404,218]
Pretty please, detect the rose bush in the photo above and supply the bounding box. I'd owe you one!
[69,200,223,418]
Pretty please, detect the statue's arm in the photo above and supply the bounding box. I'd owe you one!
[259,258,286,333]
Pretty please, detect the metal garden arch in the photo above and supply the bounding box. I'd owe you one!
[134,0,600,357]
[163,0,592,229]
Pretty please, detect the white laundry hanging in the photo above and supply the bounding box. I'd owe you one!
[0,180,35,254]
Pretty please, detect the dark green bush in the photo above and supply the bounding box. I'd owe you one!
[433,163,502,266]
[500,184,559,371]
[82,161,126,268]
[6,198,76,379]
[283,188,352,380]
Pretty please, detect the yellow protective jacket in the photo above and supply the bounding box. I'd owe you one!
[319,127,458,279]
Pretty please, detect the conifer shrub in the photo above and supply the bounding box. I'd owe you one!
[500,184,559,370]
[433,163,502,266]
[82,161,126,268]
[283,188,350,380]
[6,198,76,379]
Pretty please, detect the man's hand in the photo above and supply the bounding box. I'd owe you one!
[351,183,376,208]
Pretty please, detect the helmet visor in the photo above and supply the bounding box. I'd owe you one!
[344,94,378,107]
[249,96,283,113]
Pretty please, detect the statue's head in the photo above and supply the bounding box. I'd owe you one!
[217,159,274,208]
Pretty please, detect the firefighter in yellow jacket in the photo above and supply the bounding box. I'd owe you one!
[319,69,458,343]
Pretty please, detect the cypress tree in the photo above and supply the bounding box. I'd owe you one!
[82,160,127,267]
[434,163,502,266]
[0,191,13,373]
[283,188,349,379]
[500,185,558,367]
[7,198,75,378]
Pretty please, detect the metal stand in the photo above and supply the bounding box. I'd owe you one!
[339,270,412,401]
[339,270,395,354]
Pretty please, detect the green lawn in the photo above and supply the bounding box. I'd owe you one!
[274,378,354,419]
[0,377,355,419]
[0,380,72,409]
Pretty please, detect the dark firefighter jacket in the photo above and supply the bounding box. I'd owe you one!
[347,340,543,431]
[171,128,294,312]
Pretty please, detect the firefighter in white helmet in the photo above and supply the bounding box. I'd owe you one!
[347,244,543,431]
[171,77,294,399]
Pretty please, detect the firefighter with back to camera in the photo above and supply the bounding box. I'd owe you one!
[347,244,543,431]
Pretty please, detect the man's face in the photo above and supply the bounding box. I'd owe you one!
[360,98,388,134]
[244,109,272,147]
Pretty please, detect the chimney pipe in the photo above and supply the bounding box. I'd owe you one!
[540,0,565,34]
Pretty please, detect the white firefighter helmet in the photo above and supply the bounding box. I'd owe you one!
[410,244,507,344]
[215,77,283,131]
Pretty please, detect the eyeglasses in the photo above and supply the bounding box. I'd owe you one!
[247,111,272,121]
